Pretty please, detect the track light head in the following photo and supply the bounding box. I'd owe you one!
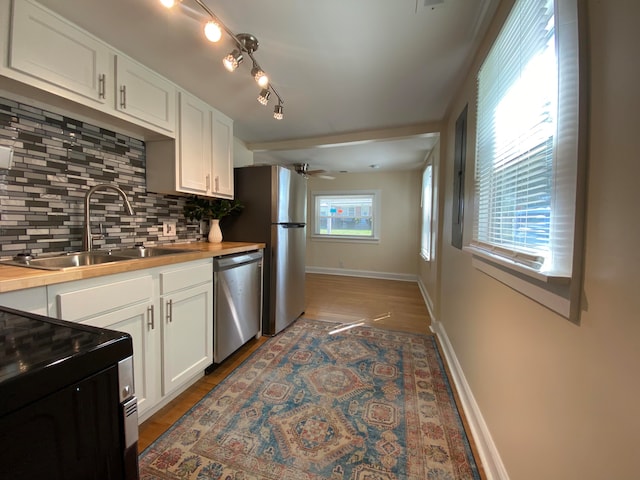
[257,89,271,106]
[159,0,181,8]
[204,21,222,43]
[223,49,243,72]
[273,104,284,120]
[251,66,269,88]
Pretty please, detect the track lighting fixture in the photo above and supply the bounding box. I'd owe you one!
[257,89,271,106]
[160,0,285,120]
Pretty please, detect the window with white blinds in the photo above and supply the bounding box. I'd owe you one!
[472,0,581,279]
[421,164,433,260]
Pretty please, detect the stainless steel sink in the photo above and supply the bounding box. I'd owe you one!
[1,246,193,270]
[1,251,132,270]
[112,246,192,258]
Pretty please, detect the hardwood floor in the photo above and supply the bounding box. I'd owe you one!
[138,273,484,478]
[138,273,431,451]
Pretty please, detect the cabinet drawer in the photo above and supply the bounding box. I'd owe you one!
[160,260,212,295]
[56,275,153,322]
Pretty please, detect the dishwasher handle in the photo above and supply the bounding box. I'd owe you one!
[213,250,263,272]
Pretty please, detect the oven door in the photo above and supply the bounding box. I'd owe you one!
[0,365,129,479]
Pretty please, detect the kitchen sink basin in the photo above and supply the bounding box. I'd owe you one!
[112,246,192,258]
[0,246,193,270]
[1,251,132,270]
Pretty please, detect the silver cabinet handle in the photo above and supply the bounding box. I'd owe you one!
[98,74,106,99]
[147,305,155,329]
[120,85,127,108]
[215,175,219,192]
[206,174,210,191]
[166,299,173,323]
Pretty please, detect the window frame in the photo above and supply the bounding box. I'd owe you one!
[465,0,586,322]
[310,190,381,242]
[421,164,434,261]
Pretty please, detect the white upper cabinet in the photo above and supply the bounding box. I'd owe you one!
[211,110,234,198]
[147,90,234,199]
[115,55,176,133]
[8,0,111,106]
[178,91,213,195]
[0,0,176,136]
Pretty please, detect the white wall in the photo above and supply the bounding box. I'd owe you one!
[423,0,640,478]
[306,171,421,279]
[233,138,253,167]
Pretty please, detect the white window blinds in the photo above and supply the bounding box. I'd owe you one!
[473,0,580,277]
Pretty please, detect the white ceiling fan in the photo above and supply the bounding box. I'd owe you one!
[294,163,335,180]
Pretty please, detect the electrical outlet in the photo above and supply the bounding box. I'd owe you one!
[162,221,176,236]
[0,145,13,170]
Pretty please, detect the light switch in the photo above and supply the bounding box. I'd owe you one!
[0,145,13,170]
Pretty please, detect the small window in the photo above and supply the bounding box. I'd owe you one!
[421,165,433,260]
[312,191,380,241]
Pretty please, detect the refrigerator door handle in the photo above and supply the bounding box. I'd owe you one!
[279,223,306,228]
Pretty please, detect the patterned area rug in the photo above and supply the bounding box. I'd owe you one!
[139,318,480,479]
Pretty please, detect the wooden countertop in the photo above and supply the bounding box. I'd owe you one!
[0,241,265,293]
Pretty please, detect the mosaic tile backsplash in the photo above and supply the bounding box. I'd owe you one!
[0,96,203,259]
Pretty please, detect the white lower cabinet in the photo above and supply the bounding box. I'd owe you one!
[79,301,159,417]
[48,273,159,418]
[46,258,213,422]
[159,261,213,395]
[0,286,48,315]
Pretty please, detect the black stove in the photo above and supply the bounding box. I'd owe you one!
[0,305,138,479]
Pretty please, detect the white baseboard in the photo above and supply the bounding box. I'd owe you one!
[305,266,417,282]
[417,277,435,319]
[430,319,510,480]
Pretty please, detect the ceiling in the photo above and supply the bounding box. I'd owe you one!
[36,0,499,174]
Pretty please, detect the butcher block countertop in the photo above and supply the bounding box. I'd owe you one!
[0,241,265,293]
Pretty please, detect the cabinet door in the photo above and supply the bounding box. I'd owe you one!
[0,287,47,315]
[177,91,212,195]
[115,55,176,133]
[161,282,213,395]
[9,0,110,105]
[211,110,234,198]
[80,302,159,418]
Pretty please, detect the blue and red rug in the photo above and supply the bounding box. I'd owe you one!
[139,318,480,479]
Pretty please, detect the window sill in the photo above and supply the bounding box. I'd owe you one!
[464,245,577,321]
[311,235,380,244]
[464,245,569,284]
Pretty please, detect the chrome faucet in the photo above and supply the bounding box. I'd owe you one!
[83,184,135,251]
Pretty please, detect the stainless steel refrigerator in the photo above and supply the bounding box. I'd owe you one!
[222,165,306,335]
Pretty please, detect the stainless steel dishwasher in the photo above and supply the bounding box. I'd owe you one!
[212,250,263,364]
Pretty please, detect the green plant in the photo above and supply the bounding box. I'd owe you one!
[183,196,244,221]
